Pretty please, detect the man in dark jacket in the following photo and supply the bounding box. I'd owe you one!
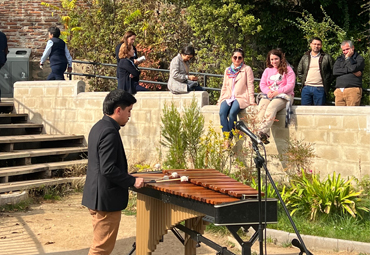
[333,40,365,106]
[0,30,8,101]
[0,31,8,70]
[297,37,334,105]
[40,27,73,80]
[82,89,144,254]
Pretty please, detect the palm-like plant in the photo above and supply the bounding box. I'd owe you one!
[285,170,369,220]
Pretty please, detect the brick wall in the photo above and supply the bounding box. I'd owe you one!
[0,0,63,59]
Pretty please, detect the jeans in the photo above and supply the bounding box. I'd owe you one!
[47,63,68,80]
[301,86,326,105]
[187,80,204,91]
[219,100,241,138]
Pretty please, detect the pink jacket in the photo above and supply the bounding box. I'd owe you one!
[259,66,296,96]
[218,64,255,109]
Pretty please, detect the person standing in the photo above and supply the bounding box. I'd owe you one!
[256,49,296,144]
[117,44,141,94]
[82,89,144,255]
[333,40,365,106]
[0,31,8,70]
[115,31,147,91]
[167,45,204,93]
[0,30,8,101]
[298,37,334,105]
[217,48,255,145]
[40,27,72,80]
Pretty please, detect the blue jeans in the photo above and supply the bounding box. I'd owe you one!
[301,86,326,105]
[219,100,241,138]
[187,80,204,91]
[47,63,68,80]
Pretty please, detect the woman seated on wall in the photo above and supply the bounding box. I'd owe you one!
[217,48,255,147]
[167,45,204,94]
[256,49,296,144]
[117,43,141,94]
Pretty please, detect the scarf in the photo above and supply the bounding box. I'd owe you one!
[226,63,244,78]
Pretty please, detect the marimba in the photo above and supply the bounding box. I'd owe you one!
[131,169,277,255]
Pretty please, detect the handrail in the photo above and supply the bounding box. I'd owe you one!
[67,60,370,104]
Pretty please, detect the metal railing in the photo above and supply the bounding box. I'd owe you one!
[67,60,370,105]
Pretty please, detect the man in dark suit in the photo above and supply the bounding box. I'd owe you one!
[0,30,8,101]
[82,89,144,255]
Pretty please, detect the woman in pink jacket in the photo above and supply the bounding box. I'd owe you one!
[218,48,255,144]
[257,49,296,144]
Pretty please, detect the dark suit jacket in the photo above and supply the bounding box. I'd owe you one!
[82,115,136,212]
[117,58,141,94]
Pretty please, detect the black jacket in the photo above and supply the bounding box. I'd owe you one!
[117,58,141,94]
[333,51,365,88]
[82,115,136,212]
[297,50,334,95]
[115,44,137,78]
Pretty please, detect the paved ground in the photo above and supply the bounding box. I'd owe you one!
[0,193,361,255]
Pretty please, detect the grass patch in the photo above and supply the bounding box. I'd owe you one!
[268,198,370,243]
[0,198,33,212]
[123,191,137,216]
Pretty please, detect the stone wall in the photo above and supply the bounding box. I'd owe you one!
[13,80,370,179]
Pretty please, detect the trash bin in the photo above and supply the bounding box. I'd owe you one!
[0,48,31,98]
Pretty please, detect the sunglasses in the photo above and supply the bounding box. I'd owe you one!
[233,56,243,60]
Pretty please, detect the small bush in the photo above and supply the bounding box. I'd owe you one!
[283,170,369,220]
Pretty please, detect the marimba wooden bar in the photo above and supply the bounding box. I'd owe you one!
[131,169,278,255]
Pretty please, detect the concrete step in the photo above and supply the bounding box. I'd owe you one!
[0,146,88,160]
[0,176,85,194]
[0,123,43,136]
[0,134,85,144]
[0,159,88,181]
[0,102,14,114]
[0,134,85,152]
[0,113,28,124]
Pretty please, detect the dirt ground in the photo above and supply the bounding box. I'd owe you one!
[0,193,360,255]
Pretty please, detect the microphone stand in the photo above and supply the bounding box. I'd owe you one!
[251,141,265,255]
[249,140,313,255]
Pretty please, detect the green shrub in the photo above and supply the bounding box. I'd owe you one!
[160,98,204,169]
[274,138,317,177]
[284,170,369,220]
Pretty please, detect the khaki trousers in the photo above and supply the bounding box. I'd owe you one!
[257,97,290,134]
[88,209,122,255]
[334,87,362,106]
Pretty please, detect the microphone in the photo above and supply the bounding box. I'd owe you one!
[235,121,262,145]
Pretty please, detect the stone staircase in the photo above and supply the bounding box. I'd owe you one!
[0,100,88,194]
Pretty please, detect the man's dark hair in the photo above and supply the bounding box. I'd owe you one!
[103,89,137,115]
[180,45,195,56]
[48,27,61,38]
[310,37,322,43]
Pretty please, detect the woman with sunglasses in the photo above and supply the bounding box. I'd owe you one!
[168,45,204,93]
[256,49,295,144]
[218,48,255,145]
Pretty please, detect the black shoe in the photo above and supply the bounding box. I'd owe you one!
[259,132,270,144]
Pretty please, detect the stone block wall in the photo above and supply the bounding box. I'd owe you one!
[13,80,370,179]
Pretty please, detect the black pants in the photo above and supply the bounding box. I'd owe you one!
[47,63,67,80]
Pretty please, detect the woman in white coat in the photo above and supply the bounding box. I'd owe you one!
[167,45,204,94]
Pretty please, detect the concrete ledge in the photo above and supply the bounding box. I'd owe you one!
[0,191,28,205]
[228,228,370,253]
